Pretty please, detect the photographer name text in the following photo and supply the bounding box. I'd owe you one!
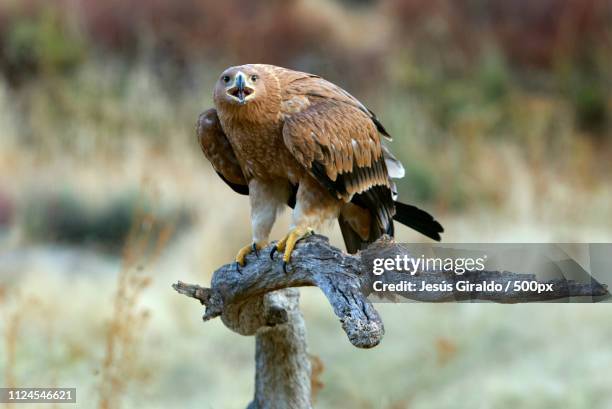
[372,280,554,293]
[370,255,555,294]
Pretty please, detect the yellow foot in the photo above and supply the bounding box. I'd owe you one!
[270,226,314,272]
[235,241,267,266]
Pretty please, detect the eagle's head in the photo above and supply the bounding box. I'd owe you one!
[214,65,268,107]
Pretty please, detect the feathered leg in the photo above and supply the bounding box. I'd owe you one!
[236,179,289,266]
[272,176,341,271]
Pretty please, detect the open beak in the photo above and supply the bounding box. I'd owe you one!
[227,72,254,104]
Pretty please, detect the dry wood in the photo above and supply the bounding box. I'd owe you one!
[173,234,608,408]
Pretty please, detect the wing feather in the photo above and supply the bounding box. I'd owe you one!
[282,101,387,199]
[196,108,248,195]
[281,72,392,140]
[282,100,395,236]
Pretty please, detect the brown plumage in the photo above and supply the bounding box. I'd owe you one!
[197,109,247,194]
[197,64,443,265]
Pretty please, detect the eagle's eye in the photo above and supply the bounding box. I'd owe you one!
[250,75,258,82]
[222,75,231,83]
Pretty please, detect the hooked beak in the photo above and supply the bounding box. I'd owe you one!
[227,72,254,104]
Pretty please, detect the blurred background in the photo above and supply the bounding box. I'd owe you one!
[0,0,611,407]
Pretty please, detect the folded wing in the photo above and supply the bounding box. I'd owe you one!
[282,100,396,247]
[196,108,248,195]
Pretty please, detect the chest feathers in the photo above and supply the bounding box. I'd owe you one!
[217,101,291,180]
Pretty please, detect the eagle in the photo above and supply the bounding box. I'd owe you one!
[197,64,443,271]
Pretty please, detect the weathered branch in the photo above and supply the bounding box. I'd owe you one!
[174,235,608,342]
[174,235,383,348]
[173,234,608,408]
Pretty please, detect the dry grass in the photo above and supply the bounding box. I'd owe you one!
[309,354,325,404]
[97,197,173,409]
[0,289,43,409]
[1,290,19,392]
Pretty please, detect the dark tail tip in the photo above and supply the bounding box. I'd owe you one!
[393,201,444,241]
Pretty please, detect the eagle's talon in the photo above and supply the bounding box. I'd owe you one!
[282,261,290,275]
[269,246,278,260]
[273,226,314,271]
[235,241,267,266]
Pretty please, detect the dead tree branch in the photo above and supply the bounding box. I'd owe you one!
[173,234,608,408]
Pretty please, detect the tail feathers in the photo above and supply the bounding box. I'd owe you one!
[392,201,444,241]
[338,215,367,254]
[339,201,444,254]
[338,212,393,254]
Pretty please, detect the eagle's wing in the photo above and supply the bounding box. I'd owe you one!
[279,71,391,139]
[279,71,442,247]
[196,108,248,195]
[281,98,396,238]
[282,100,388,197]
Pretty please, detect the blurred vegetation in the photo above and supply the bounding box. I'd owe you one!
[1,0,609,137]
[0,2,84,84]
[0,0,611,241]
[21,190,191,252]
